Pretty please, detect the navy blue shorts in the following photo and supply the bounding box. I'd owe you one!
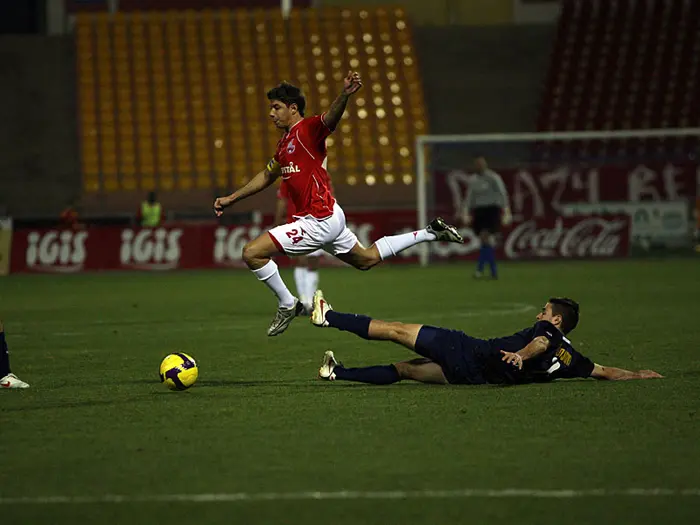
[414,326,490,385]
[472,205,501,235]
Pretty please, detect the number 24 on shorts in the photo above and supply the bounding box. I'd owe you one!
[286,227,306,245]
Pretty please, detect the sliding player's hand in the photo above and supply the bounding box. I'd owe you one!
[500,350,523,370]
[214,196,232,217]
[638,369,663,379]
[343,71,363,95]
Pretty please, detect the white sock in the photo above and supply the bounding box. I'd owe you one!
[293,266,308,303]
[252,260,296,308]
[305,269,319,303]
[375,229,436,260]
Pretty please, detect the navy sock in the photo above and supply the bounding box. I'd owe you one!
[325,311,371,339]
[0,332,10,377]
[334,364,401,385]
[477,245,487,272]
[485,245,497,277]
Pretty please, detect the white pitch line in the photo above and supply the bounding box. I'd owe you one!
[1,488,700,505]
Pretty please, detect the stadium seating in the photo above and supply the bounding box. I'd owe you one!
[75,8,427,193]
[537,0,699,160]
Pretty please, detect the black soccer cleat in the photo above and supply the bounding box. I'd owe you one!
[426,217,464,244]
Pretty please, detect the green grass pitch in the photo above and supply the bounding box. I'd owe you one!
[1,259,700,524]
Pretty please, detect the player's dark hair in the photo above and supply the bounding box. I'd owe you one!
[267,81,306,116]
[548,297,579,334]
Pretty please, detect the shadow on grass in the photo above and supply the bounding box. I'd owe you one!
[673,369,700,378]
[1,397,148,412]
[199,379,315,388]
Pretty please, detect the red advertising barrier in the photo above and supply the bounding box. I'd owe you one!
[10,213,630,274]
[437,162,699,219]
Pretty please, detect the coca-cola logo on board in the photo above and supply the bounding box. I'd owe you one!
[120,228,183,270]
[505,217,626,259]
[25,230,88,272]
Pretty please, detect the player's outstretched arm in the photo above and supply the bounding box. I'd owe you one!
[590,364,663,380]
[214,164,281,216]
[323,71,362,131]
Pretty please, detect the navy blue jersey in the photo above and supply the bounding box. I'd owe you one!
[482,321,594,385]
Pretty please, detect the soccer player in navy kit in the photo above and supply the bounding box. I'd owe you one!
[311,291,662,385]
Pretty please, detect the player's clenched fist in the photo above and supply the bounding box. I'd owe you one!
[213,196,233,217]
[343,71,362,95]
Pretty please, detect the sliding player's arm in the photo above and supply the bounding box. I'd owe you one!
[214,160,281,216]
[322,71,362,131]
[500,336,550,369]
[590,364,663,380]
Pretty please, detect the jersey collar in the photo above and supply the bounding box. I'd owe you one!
[287,118,304,134]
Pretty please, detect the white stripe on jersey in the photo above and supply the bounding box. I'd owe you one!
[295,131,316,160]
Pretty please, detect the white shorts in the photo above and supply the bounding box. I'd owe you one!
[268,202,358,256]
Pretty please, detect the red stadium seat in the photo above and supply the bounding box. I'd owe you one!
[538,0,700,159]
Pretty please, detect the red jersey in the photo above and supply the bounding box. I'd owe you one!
[269,114,336,220]
[276,184,295,223]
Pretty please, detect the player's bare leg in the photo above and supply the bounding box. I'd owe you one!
[292,255,310,313]
[334,243,382,271]
[394,358,448,384]
[311,290,421,349]
[335,217,463,270]
[313,293,449,385]
[367,320,423,350]
[293,254,320,314]
[242,233,304,336]
[318,351,447,385]
[306,255,320,303]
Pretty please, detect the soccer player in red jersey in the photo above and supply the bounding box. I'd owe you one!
[214,72,463,336]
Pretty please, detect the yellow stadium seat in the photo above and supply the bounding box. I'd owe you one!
[140,162,155,176]
[176,175,193,190]
[160,174,175,191]
[83,175,100,193]
[140,138,155,157]
[158,156,175,172]
[77,8,425,197]
[196,173,212,189]
[122,175,137,190]
[177,157,192,173]
[214,174,229,191]
[141,176,156,190]
[81,112,97,127]
[103,175,119,192]
[81,153,99,170]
